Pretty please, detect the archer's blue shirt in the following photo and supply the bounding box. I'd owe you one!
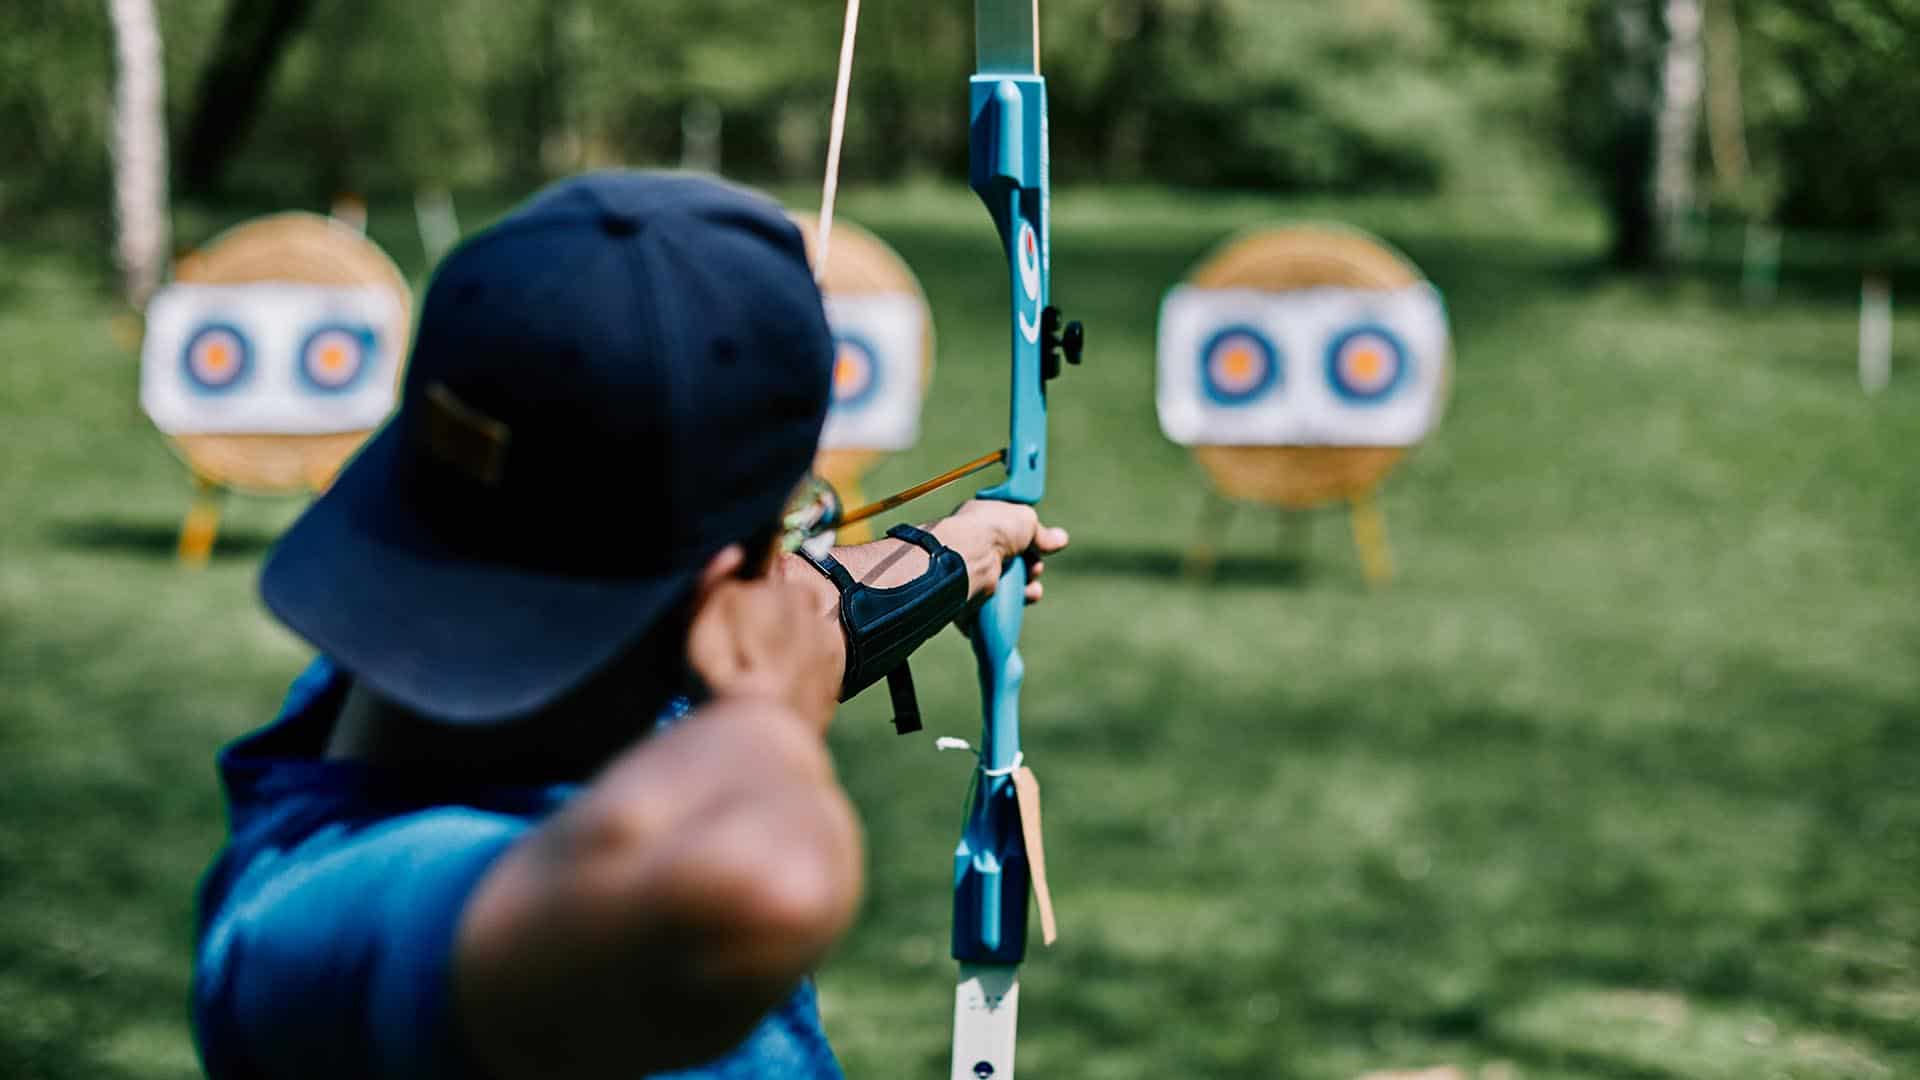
[192,658,844,1080]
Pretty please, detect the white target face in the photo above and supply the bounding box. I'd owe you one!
[818,294,926,452]
[140,283,404,436]
[1157,283,1449,446]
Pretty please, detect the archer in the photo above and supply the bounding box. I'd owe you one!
[189,171,1069,1080]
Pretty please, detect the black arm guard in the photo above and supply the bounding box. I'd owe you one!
[798,524,970,735]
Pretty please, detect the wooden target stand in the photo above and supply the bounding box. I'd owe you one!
[1182,226,1449,587]
[791,211,936,544]
[158,214,411,564]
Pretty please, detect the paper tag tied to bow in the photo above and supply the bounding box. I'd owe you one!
[1011,765,1058,946]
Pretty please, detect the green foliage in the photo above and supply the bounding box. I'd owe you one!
[1748,0,1920,231]
[3,186,1919,1077]
[1038,0,1576,196]
[0,0,226,217]
[6,0,1586,212]
[1548,0,1920,237]
[7,2,1920,250]
[0,0,112,214]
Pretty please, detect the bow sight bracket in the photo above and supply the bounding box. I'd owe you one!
[1039,306,1084,383]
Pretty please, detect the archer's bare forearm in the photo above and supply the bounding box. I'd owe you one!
[453,701,864,1080]
[816,500,1060,600]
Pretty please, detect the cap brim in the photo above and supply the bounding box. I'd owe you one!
[260,423,701,724]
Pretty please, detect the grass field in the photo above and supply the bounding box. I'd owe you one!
[2,185,1917,1079]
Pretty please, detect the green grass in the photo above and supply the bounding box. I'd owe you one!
[2,185,1917,1079]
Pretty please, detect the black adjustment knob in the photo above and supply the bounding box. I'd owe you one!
[1040,306,1083,382]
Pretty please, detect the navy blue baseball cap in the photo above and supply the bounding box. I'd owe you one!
[260,171,834,723]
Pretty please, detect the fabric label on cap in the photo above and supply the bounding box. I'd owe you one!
[422,382,511,487]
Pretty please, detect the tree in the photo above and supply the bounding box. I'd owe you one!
[178,0,315,194]
[1561,0,1664,267]
[1758,0,1920,231]
[106,0,171,307]
[1653,0,1705,251]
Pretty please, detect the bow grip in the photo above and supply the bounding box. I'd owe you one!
[954,556,1032,963]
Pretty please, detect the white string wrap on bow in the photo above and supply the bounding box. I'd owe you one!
[815,0,863,282]
[936,737,1025,777]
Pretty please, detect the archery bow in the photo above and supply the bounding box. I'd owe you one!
[949,4,1081,1078]
[816,4,1081,1075]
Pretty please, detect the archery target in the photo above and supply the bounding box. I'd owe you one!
[1158,282,1448,447]
[1325,325,1408,404]
[818,293,925,451]
[146,211,412,496]
[182,324,253,394]
[141,282,404,436]
[1200,326,1282,405]
[298,324,375,393]
[791,209,936,544]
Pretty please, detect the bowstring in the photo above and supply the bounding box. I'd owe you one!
[816,0,862,283]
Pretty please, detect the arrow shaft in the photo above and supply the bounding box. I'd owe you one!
[832,448,1007,531]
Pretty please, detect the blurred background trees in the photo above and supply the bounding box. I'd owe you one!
[6,0,1920,257]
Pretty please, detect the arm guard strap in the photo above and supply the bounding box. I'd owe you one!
[798,524,970,735]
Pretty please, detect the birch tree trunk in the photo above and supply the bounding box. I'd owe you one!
[1655,0,1705,251]
[107,0,171,310]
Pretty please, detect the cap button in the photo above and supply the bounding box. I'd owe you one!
[600,210,641,237]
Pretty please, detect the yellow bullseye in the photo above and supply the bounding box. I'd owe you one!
[1221,345,1256,382]
[833,346,868,399]
[1347,345,1384,382]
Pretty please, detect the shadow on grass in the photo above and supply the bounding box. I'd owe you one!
[47,519,278,561]
[1059,543,1310,588]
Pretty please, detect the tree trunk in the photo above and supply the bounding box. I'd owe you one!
[106,0,171,309]
[178,0,317,194]
[1702,0,1751,209]
[1600,0,1663,268]
[1655,0,1705,252]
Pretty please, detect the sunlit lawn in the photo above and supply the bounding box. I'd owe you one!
[1,184,1916,1078]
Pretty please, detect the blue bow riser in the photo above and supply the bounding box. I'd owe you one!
[953,71,1049,968]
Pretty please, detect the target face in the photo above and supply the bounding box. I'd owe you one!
[298,324,376,394]
[1157,281,1448,447]
[1199,326,1282,406]
[141,282,405,436]
[830,334,883,412]
[817,295,925,452]
[181,324,253,394]
[1325,325,1409,404]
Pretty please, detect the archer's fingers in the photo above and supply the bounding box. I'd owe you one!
[1030,525,1070,556]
